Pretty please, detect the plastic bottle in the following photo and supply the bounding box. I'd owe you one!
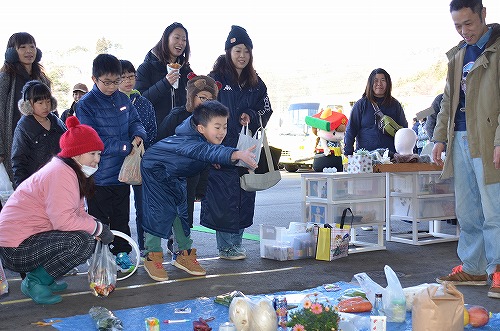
[371,293,385,316]
[89,306,123,331]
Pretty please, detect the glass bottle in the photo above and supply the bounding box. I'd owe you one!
[371,293,385,316]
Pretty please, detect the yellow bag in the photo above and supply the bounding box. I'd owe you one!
[315,208,352,261]
[118,142,144,185]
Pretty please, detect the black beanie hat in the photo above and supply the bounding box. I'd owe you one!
[225,25,253,50]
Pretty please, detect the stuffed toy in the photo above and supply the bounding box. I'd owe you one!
[305,108,348,172]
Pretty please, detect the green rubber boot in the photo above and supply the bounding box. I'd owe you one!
[32,266,68,292]
[21,267,62,305]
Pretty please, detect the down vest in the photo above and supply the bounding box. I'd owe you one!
[141,117,237,239]
[76,85,146,186]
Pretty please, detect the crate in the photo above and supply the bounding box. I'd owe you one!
[259,223,316,261]
[389,172,453,195]
[390,196,455,219]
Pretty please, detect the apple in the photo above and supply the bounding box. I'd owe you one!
[467,305,489,328]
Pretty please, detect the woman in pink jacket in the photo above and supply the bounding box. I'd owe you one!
[0,116,113,305]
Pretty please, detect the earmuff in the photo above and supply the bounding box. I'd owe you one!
[18,80,57,116]
[5,47,42,64]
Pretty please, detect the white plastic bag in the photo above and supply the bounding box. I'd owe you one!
[354,265,407,322]
[229,296,277,331]
[0,258,9,297]
[235,125,262,168]
[118,142,144,185]
[0,163,14,205]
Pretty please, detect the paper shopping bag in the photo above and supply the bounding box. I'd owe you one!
[412,282,464,331]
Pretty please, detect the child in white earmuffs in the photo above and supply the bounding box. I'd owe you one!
[11,80,66,188]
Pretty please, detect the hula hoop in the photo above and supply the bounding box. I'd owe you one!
[111,230,140,281]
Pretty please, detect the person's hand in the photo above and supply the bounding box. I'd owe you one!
[133,136,143,147]
[232,145,258,170]
[97,224,114,245]
[239,113,250,126]
[212,164,221,169]
[494,146,500,169]
[432,142,445,166]
[166,69,179,86]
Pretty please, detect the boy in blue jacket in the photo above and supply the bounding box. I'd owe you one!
[76,54,146,273]
[118,59,157,253]
[141,100,256,281]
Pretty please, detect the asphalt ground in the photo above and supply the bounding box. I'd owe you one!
[0,171,497,330]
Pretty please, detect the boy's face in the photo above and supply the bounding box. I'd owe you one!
[119,71,136,94]
[197,116,228,145]
[92,73,122,96]
[192,91,214,111]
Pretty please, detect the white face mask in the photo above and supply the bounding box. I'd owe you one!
[81,164,98,178]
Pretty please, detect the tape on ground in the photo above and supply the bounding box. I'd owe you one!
[192,225,260,241]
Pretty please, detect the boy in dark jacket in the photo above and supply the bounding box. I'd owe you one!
[141,100,257,281]
[76,54,146,273]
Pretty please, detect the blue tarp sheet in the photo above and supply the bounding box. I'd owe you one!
[48,282,500,331]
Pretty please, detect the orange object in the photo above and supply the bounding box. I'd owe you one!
[467,305,489,327]
[337,296,372,313]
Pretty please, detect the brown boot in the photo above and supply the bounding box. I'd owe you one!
[143,252,168,281]
[173,249,206,276]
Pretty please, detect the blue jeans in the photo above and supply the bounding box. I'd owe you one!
[452,131,500,275]
[216,229,244,251]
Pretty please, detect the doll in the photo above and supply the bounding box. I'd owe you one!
[305,108,348,172]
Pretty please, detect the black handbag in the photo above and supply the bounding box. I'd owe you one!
[255,145,282,174]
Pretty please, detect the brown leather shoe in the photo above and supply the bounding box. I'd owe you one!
[436,265,487,285]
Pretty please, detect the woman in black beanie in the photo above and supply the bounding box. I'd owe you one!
[201,25,274,260]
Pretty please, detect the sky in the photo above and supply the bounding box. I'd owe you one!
[3,0,500,73]
[1,0,500,112]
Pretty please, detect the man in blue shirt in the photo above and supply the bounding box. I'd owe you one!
[432,0,500,299]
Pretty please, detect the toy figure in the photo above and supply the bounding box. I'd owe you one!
[305,108,348,172]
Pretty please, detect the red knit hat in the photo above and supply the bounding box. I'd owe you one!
[58,116,104,158]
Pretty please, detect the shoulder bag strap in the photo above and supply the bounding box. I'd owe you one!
[259,115,274,172]
[372,102,385,131]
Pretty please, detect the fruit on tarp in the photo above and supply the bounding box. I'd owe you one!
[467,305,489,328]
[464,307,469,326]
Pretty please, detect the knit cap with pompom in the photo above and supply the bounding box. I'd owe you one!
[58,116,104,158]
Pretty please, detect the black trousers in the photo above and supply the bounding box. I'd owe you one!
[87,185,131,255]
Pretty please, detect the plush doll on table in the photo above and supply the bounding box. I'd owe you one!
[305,108,348,172]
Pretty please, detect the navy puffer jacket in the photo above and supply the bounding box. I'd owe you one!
[135,51,192,127]
[141,117,237,239]
[76,85,146,186]
[11,112,66,188]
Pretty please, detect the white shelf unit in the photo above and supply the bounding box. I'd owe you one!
[386,171,459,245]
[301,172,386,253]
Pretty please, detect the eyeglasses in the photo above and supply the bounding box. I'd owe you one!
[122,74,136,81]
[98,78,123,86]
[196,95,213,102]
